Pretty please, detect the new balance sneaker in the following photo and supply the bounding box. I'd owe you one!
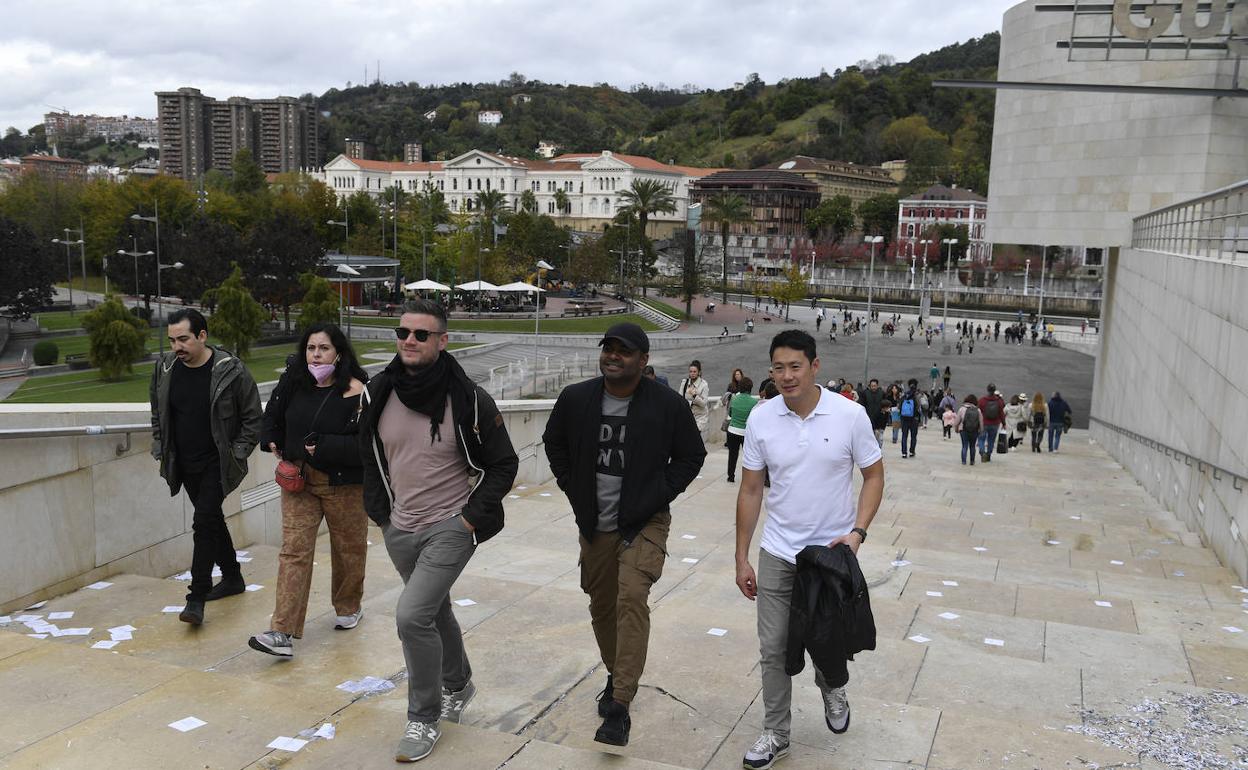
[248,630,293,657]
[594,699,630,746]
[440,680,476,724]
[395,720,439,763]
[743,730,789,769]
[595,674,615,718]
[824,686,850,734]
[334,610,363,630]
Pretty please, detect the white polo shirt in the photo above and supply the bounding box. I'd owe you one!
[742,387,882,564]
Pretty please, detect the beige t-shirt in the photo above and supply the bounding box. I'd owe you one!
[378,390,471,532]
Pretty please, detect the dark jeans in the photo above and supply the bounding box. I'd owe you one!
[181,461,241,601]
[726,432,744,480]
[960,430,978,464]
[900,417,918,456]
[978,425,1001,459]
[1031,425,1045,451]
[1048,425,1064,451]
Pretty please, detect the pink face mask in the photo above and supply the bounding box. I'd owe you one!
[308,362,337,384]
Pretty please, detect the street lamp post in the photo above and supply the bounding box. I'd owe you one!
[327,209,350,333]
[863,235,883,384]
[941,238,957,340]
[1037,246,1048,324]
[1024,258,1031,296]
[156,260,184,335]
[919,238,932,323]
[51,233,84,314]
[477,247,490,314]
[533,259,554,391]
[116,238,154,309]
[130,202,164,347]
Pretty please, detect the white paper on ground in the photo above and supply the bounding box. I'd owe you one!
[1173,570,1186,577]
[161,606,183,613]
[168,716,206,732]
[24,600,48,610]
[313,723,336,740]
[236,550,249,557]
[0,616,9,624]
[47,611,74,620]
[891,560,911,567]
[681,558,699,564]
[453,599,477,607]
[516,485,527,490]
[926,591,943,597]
[984,638,1005,647]
[942,580,959,587]
[236,557,253,563]
[58,627,92,636]
[84,582,112,590]
[92,640,120,650]
[982,511,994,516]
[908,635,931,643]
[1110,560,1125,566]
[267,737,308,752]
[1223,626,1244,633]
[1070,515,1082,520]
[973,547,988,552]
[1046,540,1061,545]
[26,634,48,639]
[538,492,552,497]
[14,615,42,622]
[336,676,395,695]
[1095,601,1113,608]
[707,628,728,637]
[507,494,520,499]
[109,625,137,634]
[245,584,264,592]
[938,612,960,620]
[681,534,697,540]
[110,630,133,641]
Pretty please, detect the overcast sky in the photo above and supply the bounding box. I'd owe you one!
[1,0,1020,132]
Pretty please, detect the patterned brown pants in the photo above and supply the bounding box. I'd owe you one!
[270,467,368,637]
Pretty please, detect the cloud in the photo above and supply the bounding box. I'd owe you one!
[0,0,1017,132]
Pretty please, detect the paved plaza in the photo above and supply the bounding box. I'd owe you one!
[3,430,1246,769]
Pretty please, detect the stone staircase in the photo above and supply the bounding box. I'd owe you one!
[1,430,1245,769]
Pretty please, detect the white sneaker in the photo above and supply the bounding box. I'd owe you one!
[334,610,363,630]
[824,686,850,734]
[743,730,789,769]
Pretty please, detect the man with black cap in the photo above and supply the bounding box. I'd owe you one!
[543,322,706,747]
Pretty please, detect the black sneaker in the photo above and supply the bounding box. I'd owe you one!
[595,675,614,718]
[204,575,246,601]
[594,700,630,746]
[179,600,204,625]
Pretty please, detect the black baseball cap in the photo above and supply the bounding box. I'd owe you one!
[599,322,649,354]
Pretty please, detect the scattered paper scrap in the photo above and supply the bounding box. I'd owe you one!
[516,485,527,490]
[161,606,183,613]
[973,547,988,552]
[539,492,552,497]
[84,582,112,590]
[1095,601,1113,608]
[58,627,92,636]
[507,494,520,499]
[1223,626,1244,634]
[26,634,48,639]
[109,625,137,634]
[942,580,959,587]
[25,600,48,610]
[1110,560,1125,566]
[245,584,264,592]
[1172,570,1186,577]
[681,534,697,540]
[0,616,9,624]
[908,635,931,644]
[168,716,206,733]
[707,628,728,637]
[336,676,395,695]
[938,612,960,620]
[236,550,249,557]
[267,737,308,752]
[110,630,133,641]
[984,638,1005,647]
[92,640,120,650]
[47,611,74,620]
[1047,540,1062,545]
[891,560,911,567]
[681,558,699,564]
[236,557,253,563]
[452,599,477,607]
[14,615,41,623]
[926,591,943,597]
[983,511,994,516]
[313,723,336,740]
[1070,515,1082,520]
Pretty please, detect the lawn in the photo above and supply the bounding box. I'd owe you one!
[349,313,660,334]
[54,276,110,295]
[635,297,687,322]
[34,310,91,331]
[6,340,427,404]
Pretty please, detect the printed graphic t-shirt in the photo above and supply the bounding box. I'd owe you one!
[595,392,631,532]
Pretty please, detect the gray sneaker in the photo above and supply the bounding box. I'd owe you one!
[743,730,789,769]
[440,680,476,724]
[824,686,850,734]
[248,630,293,657]
[334,610,363,630]
[395,720,439,762]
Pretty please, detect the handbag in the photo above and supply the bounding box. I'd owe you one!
[273,387,334,493]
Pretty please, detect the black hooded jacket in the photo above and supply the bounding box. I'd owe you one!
[358,354,518,543]
[785,544,877,677]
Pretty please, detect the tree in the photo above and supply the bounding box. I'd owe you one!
[769,262,809,321]
[553,188,570,215]
[519,189,538,214]
[81,296,146,381]
[202,263,265,358]
[247,206,324,330]
[927,223,968,269]
[703,193,750,302]
[166,215,242,303]
[229,149,267,196]
[618,178,677,239]
[473,189,510,249]
[806,195,855,243]
[880,115,946,161]
[0,215,55,319]
[296,271,340,330]
[857,194,900,248]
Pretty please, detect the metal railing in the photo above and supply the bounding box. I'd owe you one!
[486,354,598,400]
[1090,416,1245,493]
[0,422,151,455]
[1132,180,1248,263]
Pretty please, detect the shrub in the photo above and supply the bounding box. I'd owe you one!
[82,297,147,381]
[32,340,59,366]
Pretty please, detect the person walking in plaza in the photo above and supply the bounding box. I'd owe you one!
[955,394,982,465]
[249,323,370,658]
[1029,392,1048,453]
[150,309,262,626]
[734,330,884,769]
[1004,394,1028,451]
[942,365,951,390]
[678,360,711,433]
[1047,391,1072,451]
[977,384,1007,462]
[929,363,939,391]
[941,403,957,439]
[857,379,885,447]
[358,300,519,763]
[726,377,759,482]
[543,322,706,747]
[898,379,920,458]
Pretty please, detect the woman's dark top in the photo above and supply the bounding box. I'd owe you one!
[262,377,364,486]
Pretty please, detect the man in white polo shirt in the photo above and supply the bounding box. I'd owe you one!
[734,329,884,769]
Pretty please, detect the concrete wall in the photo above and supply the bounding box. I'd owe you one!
[1091,249,1248,580]
[0,398,724,611]
[989,1,1248,248]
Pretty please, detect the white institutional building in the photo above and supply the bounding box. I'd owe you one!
[316,149,715,235]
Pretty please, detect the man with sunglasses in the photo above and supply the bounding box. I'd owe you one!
[543,322,706,747]
[358,299,518,763]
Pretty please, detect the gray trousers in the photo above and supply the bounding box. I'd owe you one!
[757,548,836,741]
[382,515,476,723]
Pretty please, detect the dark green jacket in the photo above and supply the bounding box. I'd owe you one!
[149,345,263,495]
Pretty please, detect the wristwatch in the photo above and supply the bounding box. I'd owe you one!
[851,527,868,543]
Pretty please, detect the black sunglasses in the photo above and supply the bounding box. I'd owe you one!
[394,327,438,342]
